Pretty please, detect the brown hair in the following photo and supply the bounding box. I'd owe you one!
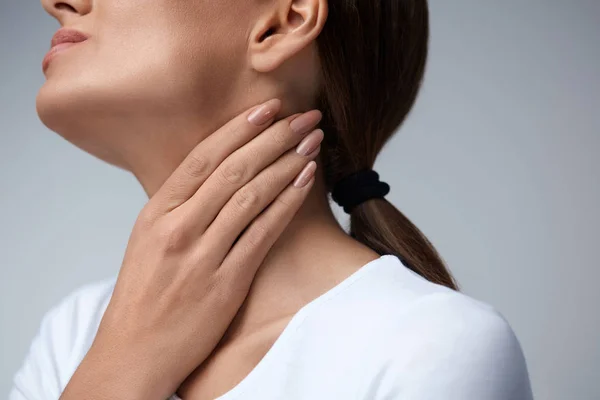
[315,0,459,290]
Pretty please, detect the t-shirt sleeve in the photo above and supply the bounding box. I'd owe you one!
[8,278,116,400]
[8,301,65,400]
[377,291,534,400]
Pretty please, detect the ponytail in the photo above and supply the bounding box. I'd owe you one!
[315,0,458,290]
[352,199,458,290]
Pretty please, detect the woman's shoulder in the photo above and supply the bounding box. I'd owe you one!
[355,256,527,360]
[9,277,117,399]
[350,256,535,399]
[356,255,517,328]
[332,255,514,331]
[386,288,527,361]
[375,289,534,399]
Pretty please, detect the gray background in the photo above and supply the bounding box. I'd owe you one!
[1,2,598,399]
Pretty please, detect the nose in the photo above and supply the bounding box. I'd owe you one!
[41,0,92,24]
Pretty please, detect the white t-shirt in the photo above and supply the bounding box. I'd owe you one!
[9,254,534,400]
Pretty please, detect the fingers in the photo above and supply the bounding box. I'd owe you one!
[149,98,283,215]
[218,160,318,288]
[178,109,323,233]
[200,128,323,262]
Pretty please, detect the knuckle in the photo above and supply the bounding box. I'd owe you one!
[156,219,188,252]
[212,276,245,310]
[280,154,297,174]
[188,240,210,266]
[274,192,294,208]
[247,221,270,247]
[269,124,287,146]
[218,160,247,185]
[137,206,158,227]
[261,168,277,188]
[246,144,263,165]
[184,153,211,179]
[234,186,261,211]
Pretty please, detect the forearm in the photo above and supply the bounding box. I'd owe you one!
[59,341,172,400]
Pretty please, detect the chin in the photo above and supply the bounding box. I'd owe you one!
[36,77,81,136]
[35,80,133,171]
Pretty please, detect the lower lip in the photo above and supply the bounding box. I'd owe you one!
[42,41,86,73]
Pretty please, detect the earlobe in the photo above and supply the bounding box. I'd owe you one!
[248,0,328,73]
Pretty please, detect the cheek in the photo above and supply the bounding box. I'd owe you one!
[90,3,217,98]
[37,29,205,124]
[36,2,245,131]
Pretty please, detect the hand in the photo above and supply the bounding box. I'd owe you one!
[59,98,324,400]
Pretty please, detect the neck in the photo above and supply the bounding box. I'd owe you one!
[114,99,379,335]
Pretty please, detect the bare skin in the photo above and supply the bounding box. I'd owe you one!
[39,0,380,398]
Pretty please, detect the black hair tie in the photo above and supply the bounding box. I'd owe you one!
[331,169,390,214]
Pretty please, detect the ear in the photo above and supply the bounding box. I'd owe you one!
[248,0,328,73]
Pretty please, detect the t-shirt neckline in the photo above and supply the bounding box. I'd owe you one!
[170,254,395,400]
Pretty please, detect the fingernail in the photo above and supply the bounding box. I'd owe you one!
[293,161,317,188]
[296,129,324,156]
[247,99,281,126]
[289,110,322,135]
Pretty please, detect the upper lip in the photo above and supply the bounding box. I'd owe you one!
[50,28,89,48]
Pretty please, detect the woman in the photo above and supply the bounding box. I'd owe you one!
[10,0,533,399]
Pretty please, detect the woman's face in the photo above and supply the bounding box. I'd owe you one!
[37,0,254,159]
[37,0,323,180]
